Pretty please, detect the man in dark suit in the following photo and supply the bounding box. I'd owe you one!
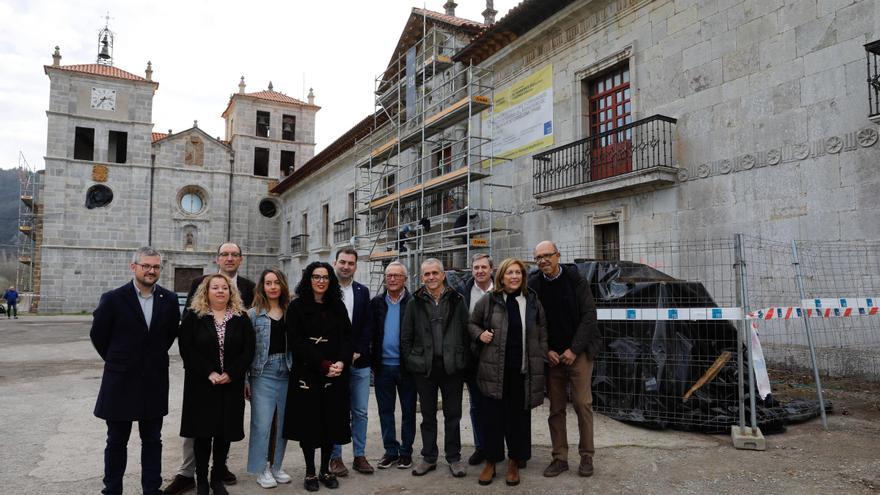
[162,241,255,494]
[329,247,374,476]
[90,246,181,495]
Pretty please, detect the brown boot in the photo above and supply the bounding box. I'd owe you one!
[478,462,496,485]
[505,459,520,486]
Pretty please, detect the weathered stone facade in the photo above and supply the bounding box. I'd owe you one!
[40,59,317,312]
[477,0,879,256]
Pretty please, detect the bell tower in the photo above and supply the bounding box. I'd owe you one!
[96,13,114,66]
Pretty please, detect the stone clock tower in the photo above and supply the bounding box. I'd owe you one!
[41,36,159,312]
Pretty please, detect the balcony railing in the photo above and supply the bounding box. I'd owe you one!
[866,40,880,121]
[290,234,309,255]
[333,218,355,244]
[532,114,677,196]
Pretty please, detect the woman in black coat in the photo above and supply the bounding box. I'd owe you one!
[283,261,353,492]
[179,273,255,495]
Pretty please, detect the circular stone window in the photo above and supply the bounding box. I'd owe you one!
[178,187,206,215]
[85,184,113,209]
[259,199,278,218]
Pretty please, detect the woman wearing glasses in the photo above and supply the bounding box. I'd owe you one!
[282,261,353,491]
[246,269,294,488]
[179,274,255,495]
[469,258,547,487]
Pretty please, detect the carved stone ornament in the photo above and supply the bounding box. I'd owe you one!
[92,165,109,182]
[857,128,879,147]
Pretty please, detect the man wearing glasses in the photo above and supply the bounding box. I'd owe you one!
[370,261,417,471]
[162,242,255,494]
[528,241,600,479]
[90,247,181,495]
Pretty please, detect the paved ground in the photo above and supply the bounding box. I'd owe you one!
[0,315,878,494]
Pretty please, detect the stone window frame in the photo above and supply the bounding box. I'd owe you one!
[572,44,634,141]
[587,206,625,258]
[177,185,209,217]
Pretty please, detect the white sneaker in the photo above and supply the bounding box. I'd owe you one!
[272,468,292,484]
[257,464,277,488]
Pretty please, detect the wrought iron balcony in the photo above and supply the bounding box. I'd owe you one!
[333,218,355,244]
[532,114,677,205]
[866,40,880,123]
[290,234,309,255]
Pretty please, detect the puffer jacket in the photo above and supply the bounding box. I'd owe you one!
[468,289,548,409]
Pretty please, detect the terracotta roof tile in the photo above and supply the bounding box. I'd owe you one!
[221,89,319,118]
[45,63,156,84]
[151,132,168,143]
[412,7,484,29]
[244,89,310,106]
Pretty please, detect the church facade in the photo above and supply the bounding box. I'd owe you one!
[38,45,317,312]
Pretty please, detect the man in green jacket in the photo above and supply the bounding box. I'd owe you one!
[401,258,471,479]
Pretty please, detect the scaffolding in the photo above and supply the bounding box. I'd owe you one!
[354,14,506,290]
[16,152,40,295]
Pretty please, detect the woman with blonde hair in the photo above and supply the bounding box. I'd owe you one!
[179,273,255,495]
[469,258,547,487]
[246,269,293,488]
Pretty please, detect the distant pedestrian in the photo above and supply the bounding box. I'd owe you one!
[89,247,181,495]
[4,285,19,319]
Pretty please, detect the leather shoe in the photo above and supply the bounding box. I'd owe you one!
[220,465,237,485]
[467,450,485,466]
[329,457,349,477]
[542,459,569,477]
[161,474,195,494]
[578,456,594,477]
[505,459,520,486]
[353,456,374,474]
[319,472,340,488]
[303,475,319,492]
[478,462,495,485]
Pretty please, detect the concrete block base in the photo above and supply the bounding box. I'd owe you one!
[730,425,766,450]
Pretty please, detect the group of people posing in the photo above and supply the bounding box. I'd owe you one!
[90,240,599,495]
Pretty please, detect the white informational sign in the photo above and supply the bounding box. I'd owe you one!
[484,64,554,165]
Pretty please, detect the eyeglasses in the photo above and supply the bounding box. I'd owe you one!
[311,275,330,282]
[218,252,242,258]
[136,263,162,271]
[385,273,405,279]
[534,252,559,262]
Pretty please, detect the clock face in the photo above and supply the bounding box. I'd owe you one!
[90,87,117,111]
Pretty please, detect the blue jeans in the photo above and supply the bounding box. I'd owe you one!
[247,355,289,474]
[103,417,163,495]
[333,365,371,459]
[374,364,417,457]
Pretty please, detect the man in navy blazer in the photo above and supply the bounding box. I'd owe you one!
[90,247,181,495]
[330,247,375,475]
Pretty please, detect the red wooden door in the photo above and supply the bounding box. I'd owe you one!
[589,67,632,180]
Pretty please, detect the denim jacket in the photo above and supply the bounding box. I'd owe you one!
[247,307,293,376]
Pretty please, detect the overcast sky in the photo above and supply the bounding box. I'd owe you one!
[0,0,516,171]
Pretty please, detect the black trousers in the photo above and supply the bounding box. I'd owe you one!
[103,417,163,495]
[481,369,531,463]
[414,358,463,463]
[193,437,231,484]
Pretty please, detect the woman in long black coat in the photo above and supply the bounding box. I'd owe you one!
[283,261,352,492]
[179,273,255,495]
